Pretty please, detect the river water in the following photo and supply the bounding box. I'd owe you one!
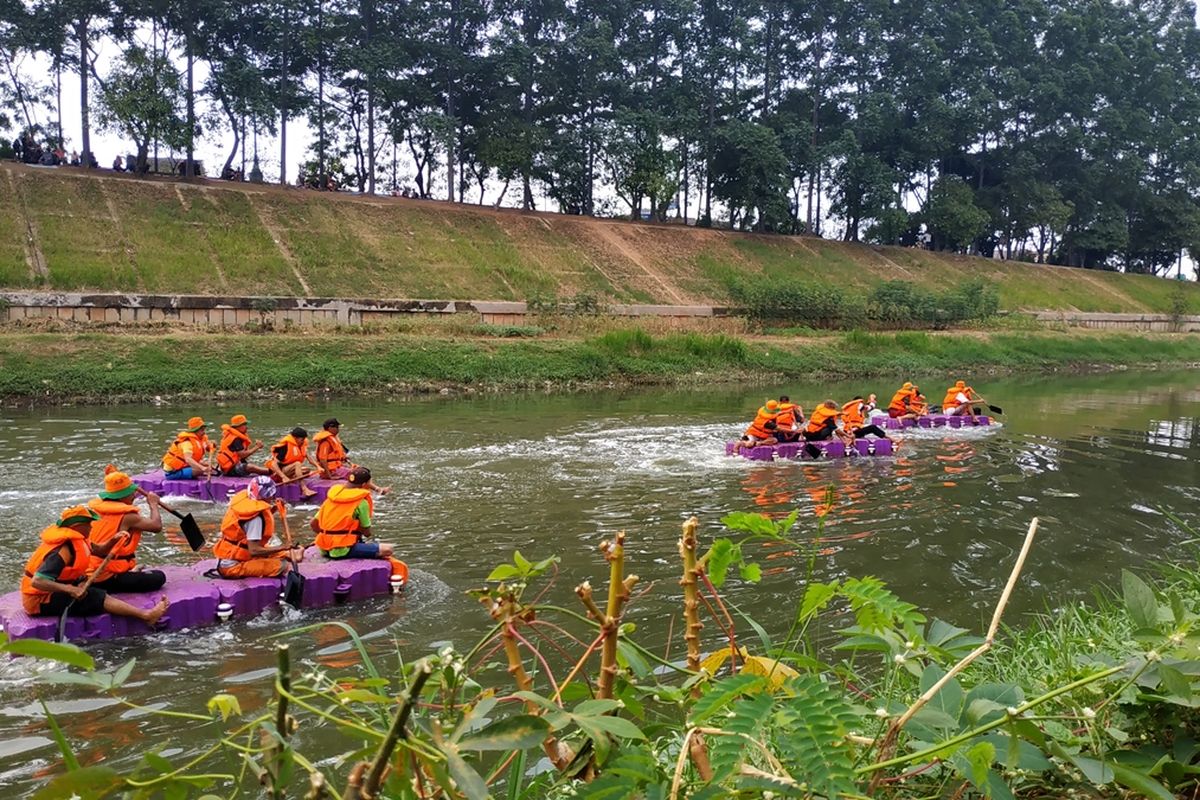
[0,369,1198,791]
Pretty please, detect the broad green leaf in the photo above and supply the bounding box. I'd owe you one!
[458,715,551,751]
[616,640,650,679]
[583,714,646,740]
[110,658,136,689]
[1123,569,1159,630]
[486,564,522,582]
[1110,762,1174,800]
[206,693,242,721]
[705,538,738,588]
[981,733,1053,772]
[690,674,765,725]
[1158,664,1193,700]
[334,689,393,704]
[963,741,996,789]
[920,663,964,720]
[799,580,839,623]
[6,639,94,670]
[143,751,173,774]
[42,671,111,689]
[442,746,488,800]
[574,698,623,717]
[719,511,779,537]
[41,699,79,771]
[1074,755,1114,784]
[512,550,531,572]
[32,766,122,800]
[739,652,799,692]
[738,562,762,583]
[1170,590,1186,626]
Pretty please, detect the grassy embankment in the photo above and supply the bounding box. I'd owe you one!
[2,163,1198,313]
[4,327,1200,404]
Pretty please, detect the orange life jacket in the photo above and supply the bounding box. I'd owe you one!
[216,425,253,471]
[888,388,916,414]
[805,405,841,434]
[21,526,91,613]
[744,405,779,439]
[314,486,374,550]
[163,431,206,471]
[214,490,276,562]
[775,403,801,430]
[942,386,972,410]
[86,498,141,577]
[842,400,865,431]
[313,431,348,472]
[266,435,308,470]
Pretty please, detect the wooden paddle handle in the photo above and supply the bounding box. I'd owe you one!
[76,537,124,594]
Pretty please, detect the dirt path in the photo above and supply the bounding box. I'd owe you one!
[247,194,313,297]
[6,168,48,284]
[583,220,688,303]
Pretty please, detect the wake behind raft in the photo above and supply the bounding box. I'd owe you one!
[0,548,406,643]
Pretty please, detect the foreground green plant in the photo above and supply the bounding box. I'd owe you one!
[24,512,1200,799]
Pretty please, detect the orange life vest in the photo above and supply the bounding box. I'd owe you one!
[163,431,206,471]
[86,498,141,577]
[21,526,91,613]
[805,405,841,434]
[942,386,972,410]
[888,388,917,414]
[214,491,276,562]
[314,486,374,550]
[313,431,348,472]
[842,400,865,431]
[266,435,308,469]
[744,405,779,439]
[775,403,801,431]
[216,425,253,471]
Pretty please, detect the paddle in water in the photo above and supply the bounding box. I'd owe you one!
[105,464,206,551]
[276,500,305,609]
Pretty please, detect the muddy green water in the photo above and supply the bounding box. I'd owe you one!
[1,369,1199,791]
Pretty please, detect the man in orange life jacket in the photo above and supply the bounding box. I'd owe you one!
[841,396,890,440]
[734,400,780,453]
[162,416,213,479]
[86,469,167,593]
[213,476,305,579]
[309,467,398,563]
[313,418,352,480]
[217,414,271,477]
[773,396,805,443]
[266,427,319,498]
[886,383,923,421]
[942,380,983,420]
[21,505,169,624]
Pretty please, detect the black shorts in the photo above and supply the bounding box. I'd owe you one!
[33,587,108,617]
[222,463,248,477]
[803,423,836,441]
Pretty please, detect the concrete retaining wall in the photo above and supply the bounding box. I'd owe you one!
[1031,311,1200,332]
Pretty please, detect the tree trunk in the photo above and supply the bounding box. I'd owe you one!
[279,9,289,185]
[185,40,195,178]
[76,17,91,167]
[365,0,377,195]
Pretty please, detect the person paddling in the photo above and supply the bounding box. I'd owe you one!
[886,383,922,422]
[804,400,853,444]
[216,414,272,477]
[309,467,400,566]
[774,396,805,443]
[942,380,984,420]
[842,396,890,440]
[213,476,304,578]
[266,427,319,498]
[734,400,780,453]
[86,469,167,593]
[162,416,213,479]
[21,505,169,624]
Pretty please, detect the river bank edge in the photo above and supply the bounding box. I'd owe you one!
[2,327,1199,406]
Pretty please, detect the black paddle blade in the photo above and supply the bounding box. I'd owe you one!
[804,443,823,460]
[54,609,68,643]
[180,514,205,551]
[988,404,1004,415]
[283,569,305,609]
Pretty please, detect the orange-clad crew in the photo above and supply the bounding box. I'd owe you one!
[217,414,271,477]
[887,383,923,421]
[735,400,781,452]
[266,427,319,498]
[942,380,983,419]
[213,476,304,579]
[313,418,352,479]
[162,416,213,479]
[309,468,402,577]
[86,468,166,593]
[842,395,890,440]
[804,400,851,443]
[774,397,804,443]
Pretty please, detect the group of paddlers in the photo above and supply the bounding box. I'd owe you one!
[20,414,405,627]
[734,379,987,452]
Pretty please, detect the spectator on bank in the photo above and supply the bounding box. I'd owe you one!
[13,137,23,161]
[112,156,125,172]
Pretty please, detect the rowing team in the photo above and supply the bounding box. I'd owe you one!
[20,467,404,628]
[161,414,386,499]
[733,379,987,452]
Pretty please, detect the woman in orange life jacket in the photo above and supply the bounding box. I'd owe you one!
[886,383,922,421]
[161,416,214,479]
[734,400,781,453]
[217,414,272,477]
[213,475,305,579]
[266,426,320,498]
[773,396,805,443]
[309,467,400,568]
[86,468,167,593]
[841,396,890,440]
[21,504,169,624]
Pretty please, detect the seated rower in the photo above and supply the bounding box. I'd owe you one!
[942,380,983,420]
[86,469,167,593]
[804,400,854,445]
[313,418,352,480]
[774,396,805,443]
[309,467,398,564]
[162,416,213,479]
[21,505,169,624]
[734,400,780,453]
[217,414,271,477]
[841,396,890,440]
[886,383,922,422]
[912,392,930,417]
[213,476,304,578]
[266,427,318,498]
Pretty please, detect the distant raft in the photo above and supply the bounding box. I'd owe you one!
[726,438,894,461]
[870,414,992,430]
[0,549,402,643]
[132,469,340,504]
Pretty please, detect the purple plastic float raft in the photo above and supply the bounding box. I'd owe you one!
[132,469,340,505]
[869,414,991,430]
[0,548,397,643]
[725,437,894,461]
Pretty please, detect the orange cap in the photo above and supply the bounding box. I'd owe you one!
[187,416,206,431]
[58,504,101,527]
[100,470,137,500]
[765,400,779,410]
[230,414,249,426]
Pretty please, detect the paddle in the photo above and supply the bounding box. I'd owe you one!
[55,539,122,643]
[276,501,305,609]
[134,487,205,551]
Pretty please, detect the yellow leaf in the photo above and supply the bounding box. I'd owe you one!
[738,650,799,692]
[699,648,735,676]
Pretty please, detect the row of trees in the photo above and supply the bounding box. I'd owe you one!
[1,0,1199,271]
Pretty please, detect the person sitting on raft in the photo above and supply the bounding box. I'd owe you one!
[313,418,351,480]
[734,400,780,453]
[774,396,805,443]
[942,380,983,420]
[162,416,213,479]
[309,467,399,564]
[912,392,930,417]
[86,468,167,593]
[804,400,854,444]
[21,504,169,624]
[842,396,890,440]
[213,476,304,578]
[216,414,271,477]
[887,383,923,421]
[266,427,319,498]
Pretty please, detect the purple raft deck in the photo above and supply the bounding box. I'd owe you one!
[132,470,340,505]
[726,438,894,461]
[0,549,397,643]
[869,414,991,430]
